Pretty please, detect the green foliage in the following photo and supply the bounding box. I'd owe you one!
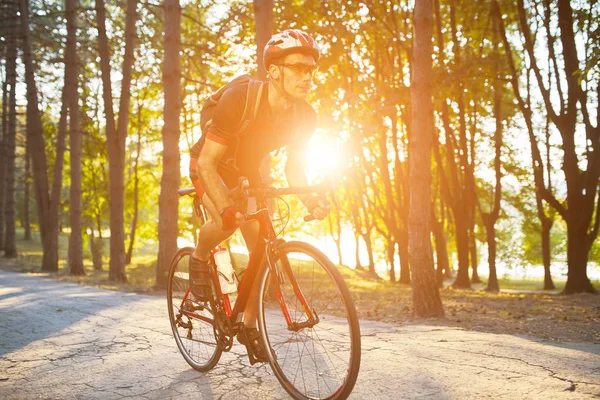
[10,0,599,283]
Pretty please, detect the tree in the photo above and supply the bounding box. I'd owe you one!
[517,0,599,294]
[95,0,139,282]
[432,0,478,289]
[19,0,69,271]
[20,0,61,269]
[409,0,444,317]
[0,17,8,250]
[156,0,181,287]
[23,147,32,240]
[66,0,84,275]
[125,99,143,265]
[3,0,18,258]
[477,0,505,293]
[254,0,273,189]
[253,0,273,81]
[431,198,450,286]
[495,0,557,291]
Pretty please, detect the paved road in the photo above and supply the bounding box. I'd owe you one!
[1,270,599,399]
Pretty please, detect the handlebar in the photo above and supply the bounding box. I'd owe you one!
[228,177,338,221]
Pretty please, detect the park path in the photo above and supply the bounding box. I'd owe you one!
[1,269,599,399]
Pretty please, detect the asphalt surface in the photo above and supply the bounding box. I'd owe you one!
[1,269,599,399]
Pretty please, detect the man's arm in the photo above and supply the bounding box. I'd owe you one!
[197,139,234,215]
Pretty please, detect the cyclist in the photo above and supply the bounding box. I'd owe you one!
[188,29,330,362]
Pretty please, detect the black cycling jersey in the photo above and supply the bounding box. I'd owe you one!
[190,81,317,188]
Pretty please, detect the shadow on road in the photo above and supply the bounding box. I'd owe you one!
[0,270,144,357]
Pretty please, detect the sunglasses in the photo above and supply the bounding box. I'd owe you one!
[276,63,319,77]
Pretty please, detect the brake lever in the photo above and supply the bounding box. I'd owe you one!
[304,180,337,222]
[303,215,316,222]
[228,176,250,209]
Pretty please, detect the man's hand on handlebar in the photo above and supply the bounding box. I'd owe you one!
[305,196,331,221]
[220,206,245,231]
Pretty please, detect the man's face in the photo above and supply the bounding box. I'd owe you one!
[270,53,317,100]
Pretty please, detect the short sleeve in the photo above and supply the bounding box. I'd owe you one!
[205,83,247,144]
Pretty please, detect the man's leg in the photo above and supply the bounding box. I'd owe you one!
[239,220,260,328]
[193,192,233,261]
[195,197,262,327]
[190,192,235,299]
[235,220,269,363]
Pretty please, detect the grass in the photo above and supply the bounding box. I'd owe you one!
[5,228,159,293]
[10,227,594,294]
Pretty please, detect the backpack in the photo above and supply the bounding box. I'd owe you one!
[200,74,266,136]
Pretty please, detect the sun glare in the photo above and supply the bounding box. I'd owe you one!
[304,131,344,183]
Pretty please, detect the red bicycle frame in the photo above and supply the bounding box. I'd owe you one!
[179,202,317,332]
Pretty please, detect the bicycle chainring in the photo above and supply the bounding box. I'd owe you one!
[212,304,234,351]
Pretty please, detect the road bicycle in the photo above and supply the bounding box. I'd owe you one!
[167,178,361,400]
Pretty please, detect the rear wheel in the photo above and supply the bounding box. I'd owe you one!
[167,247,222,371]
[258,241,361,400]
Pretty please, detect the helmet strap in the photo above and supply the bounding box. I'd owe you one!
[270,66,301,107]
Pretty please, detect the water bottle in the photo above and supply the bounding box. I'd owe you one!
[213,249,238,294]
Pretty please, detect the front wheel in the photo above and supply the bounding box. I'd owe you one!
[257,241,361,400]
[167,247,222,371]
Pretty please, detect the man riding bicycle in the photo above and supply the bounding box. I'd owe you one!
[188,29,330,362]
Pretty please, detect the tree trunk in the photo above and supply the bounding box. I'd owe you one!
[495,0,558,293]
[253,0,273,80]
[431,205,449,287]
[483,0,504,294]
[96,0,138,282]
[3,16,18,258]
[354,234,362,270]
[452,217,471,288]
[0,59,7,250]
[362,232,375,274]
[484,217,499,292]
[562,221,596,294]
[470,232,480,283]
[515,0,599,294]
[563,230,595,294]
[67,0,84,275]
[386,240,396,282]
[125,110,142,265]
[20,0,62,271]
[45,93,68,271]
[156,0,181,288]
[23,147,32,240]
[409,0,444,317]
[555,0,598,294]
[432,0,474,290]
[253,0,273,185]
[398,227,410,284]
[94,216,104,271]
[90,226,104,271]
[541,219,555,290]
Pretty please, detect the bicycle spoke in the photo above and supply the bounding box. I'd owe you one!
[167,248,221,372]
[260,242,360,399]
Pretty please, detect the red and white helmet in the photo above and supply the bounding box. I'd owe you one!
[263,29,320,70]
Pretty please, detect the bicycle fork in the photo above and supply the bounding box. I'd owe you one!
[266,244,320,331]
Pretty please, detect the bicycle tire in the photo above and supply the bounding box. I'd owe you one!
[257,241,361,400]
[167,247,222,371]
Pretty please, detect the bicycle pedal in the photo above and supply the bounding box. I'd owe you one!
[237,327,269,365]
